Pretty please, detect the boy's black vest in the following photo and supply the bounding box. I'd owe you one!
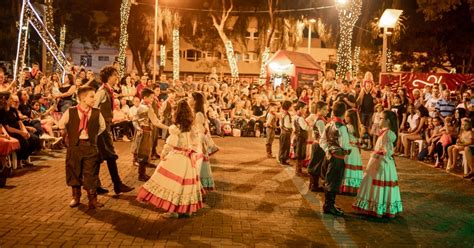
[99,87,113,123]
[312,117,326,142]
[294,115,308,139]
[281,112,292,133]
[66,107,100,146]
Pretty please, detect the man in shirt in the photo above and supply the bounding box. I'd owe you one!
[94,65,133,195]
[435,89,456,118]
[425,87,440,117]
[158,74,169,101]
[58,86,106,209]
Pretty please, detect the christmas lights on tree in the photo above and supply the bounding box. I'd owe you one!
[45,0,54,71]
[160,44,166,67]
[225,40,239,78]
[386,49,392,72]
[336,0,362,78]
[352,46,360,77]
[59,25,66,53]
[118,0,131,78]
[259,47,270,84]
[172,29,179,80]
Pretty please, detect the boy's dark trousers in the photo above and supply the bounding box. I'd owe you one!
[308,143,326,190]
[324,155,346,214]
[66,141,99,191]
[265,127,275,157]
[96,123,123,189]
[278,130,291,163]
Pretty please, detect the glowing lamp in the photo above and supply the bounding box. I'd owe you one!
[379,9,403,28]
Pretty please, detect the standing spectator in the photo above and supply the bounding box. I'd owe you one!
[120,74,136,106]
[158,74,169,101]
[425,87,441,117]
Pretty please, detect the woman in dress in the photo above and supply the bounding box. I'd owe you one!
[54,74,77,113]
[340,109,363,195]
[353,110,403,218]
[136,100,204,218]
[190,92,216,190]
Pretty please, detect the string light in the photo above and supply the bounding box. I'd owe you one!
[160,44,166,67]
[118,0,131,78]
[224,40,239,78]
[59,25,66,53]
[336,0,362,78]
[172,28,179,80]
[45,0,54,71]
[352,46,360,77]
[259,47,270,84]
[386,49,392,72]
[14,0,69,81]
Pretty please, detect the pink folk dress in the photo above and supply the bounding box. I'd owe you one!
[353,128,403,218]
[137,125,205,214]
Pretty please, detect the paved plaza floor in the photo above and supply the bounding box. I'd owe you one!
[1,137,473,247]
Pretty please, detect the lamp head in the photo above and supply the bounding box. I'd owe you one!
[379,9,403,28]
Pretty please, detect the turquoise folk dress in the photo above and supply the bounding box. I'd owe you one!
[340,124,363,194]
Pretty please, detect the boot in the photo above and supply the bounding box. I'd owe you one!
[323,191,344,216]
[86,189,104,210]
[266,144,274,158]
[69,186,81,208]
[138,163,151,182]
[114,183,134,195]
[296,160,304,176]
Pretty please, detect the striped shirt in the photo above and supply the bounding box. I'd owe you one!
[435,98,456,117]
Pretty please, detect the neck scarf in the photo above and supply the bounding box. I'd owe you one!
[77,106,91,134]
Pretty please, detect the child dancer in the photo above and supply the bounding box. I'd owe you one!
[340,109,363,195]
[321,101,351,215]
[353,110,403,218]
[58,86,106,209]
[278,101,293,165]
[132,88,168,182]
[307,101,328,192]
[190,92,215,190]
[304,102,318,166]
[264,103,278,158]
[137,100,204,218]
[294,102,309,176]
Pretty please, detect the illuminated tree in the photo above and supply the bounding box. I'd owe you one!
[336,0,362,78]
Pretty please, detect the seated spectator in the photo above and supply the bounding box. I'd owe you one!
[396,104,419,153]
[433,117,457,168]
[0,93,41,167]
[53,74,77,113]
[400,105,429,157]
[446,118,473,172]
[112,99,133,141]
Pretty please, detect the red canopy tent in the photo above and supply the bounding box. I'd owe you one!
[265,50,322,89]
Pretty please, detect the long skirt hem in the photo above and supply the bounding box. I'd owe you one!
[137,187,203,214]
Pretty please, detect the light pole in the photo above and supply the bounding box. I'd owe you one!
[153,0,159,85]
[307,18,316,54]
[379,9,402,73]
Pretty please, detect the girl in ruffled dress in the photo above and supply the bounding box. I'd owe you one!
[340,109,363,195]
[353,110,403,218]
[190,92,215,190]
[137,100,204,218]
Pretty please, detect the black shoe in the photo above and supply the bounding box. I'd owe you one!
[463,173,474,179]
[311,187,325,192]
[138,174,151,182]
[151,153,160,160]
[114,183,134,195]
[280,161,290,166]
[323,206,344,216]
[96,186,109,195]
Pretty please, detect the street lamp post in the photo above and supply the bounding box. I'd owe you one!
[379,9,402,73]
[307,19,316,54]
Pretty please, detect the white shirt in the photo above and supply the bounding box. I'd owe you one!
[58,108,106,139]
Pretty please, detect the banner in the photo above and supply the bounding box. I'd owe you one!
[380,73,474,93]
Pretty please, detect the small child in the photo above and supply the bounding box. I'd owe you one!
[370,104,384,147]
[434,117,456,168]
[446,118,473,172]
[307,101,328,191]
[293,102,309,176]
[264,103,278,158]
[278,101,293,165]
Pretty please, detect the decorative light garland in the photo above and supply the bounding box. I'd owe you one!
[14,0,69,81]
[59,25,66,53]
[352,46,360,77]
[224,40,239,78]
[45,0,54,71]
[259,47,270,85]
[160,44,166,67]
[336,0,362,78]
[386,49,392,72]
[172,28,179,80]
[118,0,131,78]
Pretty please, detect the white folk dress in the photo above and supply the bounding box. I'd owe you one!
[136,125,204,214]
[340,124,363,194]
[353,129,403,218]
[195,112,216,190]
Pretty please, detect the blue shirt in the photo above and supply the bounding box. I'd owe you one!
[435,98,456,117]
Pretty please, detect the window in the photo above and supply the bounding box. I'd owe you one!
[98,56,109,62]
[185,49,202,62]
[80,55,92,67]
[245,31,259,40]
[243,53,258,63]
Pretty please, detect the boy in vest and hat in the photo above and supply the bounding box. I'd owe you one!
[264,103,278,158]
[94,66,134,195]
[278,101,293,165]
[59,86,106,209]
[320,101,351,215]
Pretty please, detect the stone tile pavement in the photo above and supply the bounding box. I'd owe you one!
[0,137,473,247]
